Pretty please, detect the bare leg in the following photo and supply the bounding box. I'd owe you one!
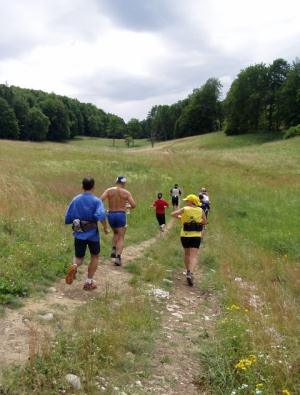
[112,229,118,249]
[183,248,190,271]
[115,227,126,256]
[188,248,199,273]
[87,254,99,279]
[73,256,84,268]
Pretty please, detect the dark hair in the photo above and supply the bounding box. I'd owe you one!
[82,177,95,191]
[174,184,178,187]
[157,192,163,199]
[199,193,204,199]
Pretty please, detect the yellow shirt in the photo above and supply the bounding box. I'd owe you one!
[180,206,204,237]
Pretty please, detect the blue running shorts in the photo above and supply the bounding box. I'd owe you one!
[107,211,127,228]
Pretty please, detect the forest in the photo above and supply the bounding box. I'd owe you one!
[0,57,299,142]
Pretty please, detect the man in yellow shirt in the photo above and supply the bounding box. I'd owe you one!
[171,194,207,286]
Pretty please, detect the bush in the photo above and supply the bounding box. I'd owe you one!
[283,124,300,139]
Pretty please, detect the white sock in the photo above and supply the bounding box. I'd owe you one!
[86,278,93,284]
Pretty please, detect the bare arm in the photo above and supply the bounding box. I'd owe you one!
[100,189,108,201]
[171,207,184,218]
[127,192,136,209]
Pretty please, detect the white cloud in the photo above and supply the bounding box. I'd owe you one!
[0,0,299,121]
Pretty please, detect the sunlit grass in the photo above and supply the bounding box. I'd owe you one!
[0,131,299,394]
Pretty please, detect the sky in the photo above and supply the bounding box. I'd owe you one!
[0,0,299,121]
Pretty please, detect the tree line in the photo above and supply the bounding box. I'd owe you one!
[0,84,127,141]
[0,57,299,142]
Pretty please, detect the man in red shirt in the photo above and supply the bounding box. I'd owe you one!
[152,193,169,232]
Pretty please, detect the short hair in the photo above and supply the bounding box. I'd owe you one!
[174,184,178,187]
[82,177,95,191]
[157,192,163,199]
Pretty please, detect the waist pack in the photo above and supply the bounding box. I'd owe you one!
[183,221,203,232]
[72,219,98,232]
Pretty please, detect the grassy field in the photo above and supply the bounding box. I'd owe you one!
[0,132,299,394]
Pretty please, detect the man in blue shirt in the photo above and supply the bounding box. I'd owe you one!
[65,177,108,290]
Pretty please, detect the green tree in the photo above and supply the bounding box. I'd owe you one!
[27,107,50,141]
[40,97,70,140]
[279,60,300,127]
[0,97,20,139]
[107,115,126,146]
[127,118,142,145]
[175,78,222,137]
[225,64,269,135]
[266,58,290,131]
[12,96,30,140]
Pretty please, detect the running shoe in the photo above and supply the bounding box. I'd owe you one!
[186,272,194,287]
[83,282,97,290]
[114,256,122,266]
[65,265,77,285]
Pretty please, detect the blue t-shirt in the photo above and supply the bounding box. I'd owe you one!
[65,192,106,241]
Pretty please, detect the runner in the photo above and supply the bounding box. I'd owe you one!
[151,192,169,232]
[171,194,207,286]
[65,177,108,290]
[199,187,211,218]
[169,183,182,210]
[100,176,136,266]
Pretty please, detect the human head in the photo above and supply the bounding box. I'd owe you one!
[201,187,207,193]
[174,183,178,188]
[183,194,201,206]
[157,192,163,199]
[116,176,127,185]
[82,177,95,191]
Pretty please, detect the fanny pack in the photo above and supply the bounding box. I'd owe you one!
[183,221,203,232]
[72,219,98,232]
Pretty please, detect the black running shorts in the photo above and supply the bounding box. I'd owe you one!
[74,238,100,258]
[172,196,179,206]
[180,237,201,249]
[156,214,166,226]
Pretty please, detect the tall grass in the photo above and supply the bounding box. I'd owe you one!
[0,132,299,394]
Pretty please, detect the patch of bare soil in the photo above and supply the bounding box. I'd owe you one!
[139,273,219,395]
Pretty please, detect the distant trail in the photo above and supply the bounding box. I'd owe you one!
[0,220,174,370]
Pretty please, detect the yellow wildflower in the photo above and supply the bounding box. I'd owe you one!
[256,383,264,388]
[235,355,257,370]
[227,304,240,311]
[282,390,291,395]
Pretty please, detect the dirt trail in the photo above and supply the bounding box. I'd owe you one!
[139,274,218,395]
[0,219,218,394]
[0,222,173,369]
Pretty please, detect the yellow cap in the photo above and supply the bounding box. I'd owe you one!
[183,194,201,206]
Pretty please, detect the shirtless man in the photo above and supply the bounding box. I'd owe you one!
[100,176,136,266]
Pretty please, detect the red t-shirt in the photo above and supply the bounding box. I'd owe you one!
[153,199,169,214]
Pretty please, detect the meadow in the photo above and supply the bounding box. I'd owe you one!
[0,132,299,394]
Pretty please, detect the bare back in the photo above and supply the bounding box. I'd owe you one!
[101,186,136,212]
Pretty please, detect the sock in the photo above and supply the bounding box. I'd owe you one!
[86,278,93,284]
[112,246,116,251]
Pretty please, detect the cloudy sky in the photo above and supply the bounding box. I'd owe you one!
[0,0,299,121]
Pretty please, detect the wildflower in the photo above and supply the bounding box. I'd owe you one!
[227,304,241,311]
[235,355,257,370]
[256,383,264,388]
[282,390,291,395]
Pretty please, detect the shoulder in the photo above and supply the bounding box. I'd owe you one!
[72,193,83,202]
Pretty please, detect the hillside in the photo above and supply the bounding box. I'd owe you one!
[0,132,299,394]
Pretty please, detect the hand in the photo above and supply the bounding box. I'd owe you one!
[103,228,110,235]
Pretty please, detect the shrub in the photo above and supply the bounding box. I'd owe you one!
[283,124,300,139]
